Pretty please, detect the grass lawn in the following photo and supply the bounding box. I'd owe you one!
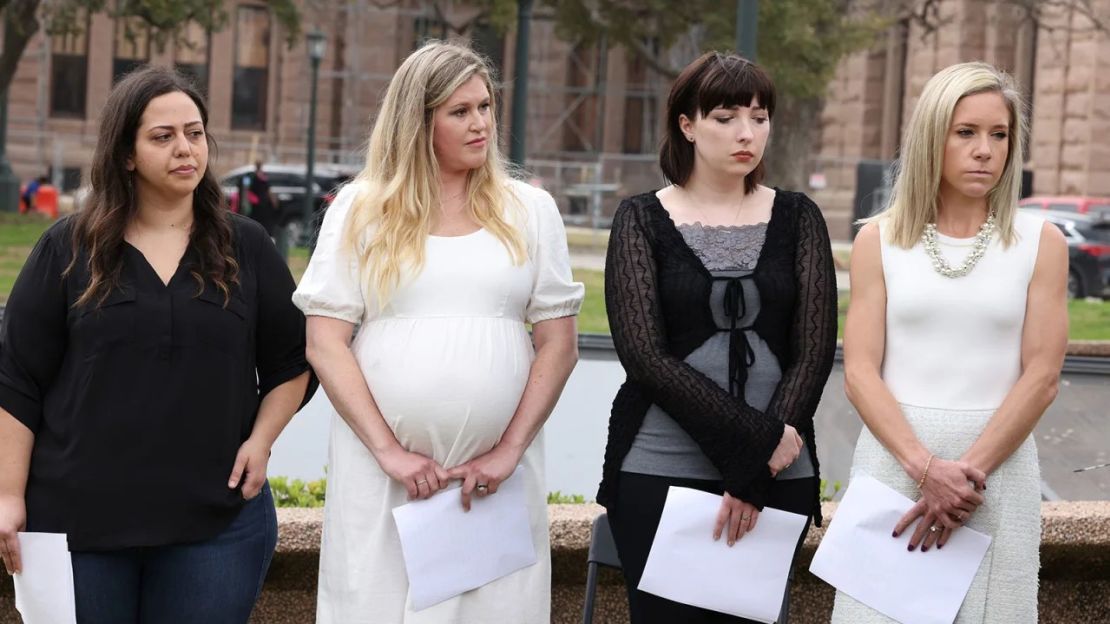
[0,214,53,305]
[1069,298,1110,340]
[1,220,1107,342]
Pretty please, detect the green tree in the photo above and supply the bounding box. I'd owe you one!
[463,0,1110,190]
[0,0,301,98]
[536,0,885,191]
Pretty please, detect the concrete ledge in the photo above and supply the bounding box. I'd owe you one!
[1067,340,1110,358]
[3,502,1108,623]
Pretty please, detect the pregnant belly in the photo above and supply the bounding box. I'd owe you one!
[354,318,532,463]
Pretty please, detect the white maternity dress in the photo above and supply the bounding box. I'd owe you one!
[293,179,584,624]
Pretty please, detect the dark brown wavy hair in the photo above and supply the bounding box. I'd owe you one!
[66,65,238,307]
[660,52,776,194]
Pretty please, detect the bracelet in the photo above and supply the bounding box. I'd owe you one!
[917,454,935,490]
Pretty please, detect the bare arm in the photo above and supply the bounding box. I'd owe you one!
[0,410,33,574]
[961,222,1068,474]
[844,223,985,542]
[448,315,579,510]
[843,224,929,475]
[306,316,448,499]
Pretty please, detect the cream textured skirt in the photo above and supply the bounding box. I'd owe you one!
[831,405,1041,623]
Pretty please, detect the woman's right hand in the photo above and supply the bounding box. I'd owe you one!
[374,445,450,500]
[0,494,25,575]
[768,424,804,476]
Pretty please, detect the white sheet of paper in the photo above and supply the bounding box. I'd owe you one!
[391,466,537,611]
[637,486,809,623]
[13,532,77,624]
[809,473,992,624]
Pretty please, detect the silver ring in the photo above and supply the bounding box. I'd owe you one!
[476,484,489,492]
[416,479,428,486]
[929,525,939,533]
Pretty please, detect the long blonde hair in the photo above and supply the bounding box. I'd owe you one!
[344,41,526,306]
[869,62,1028,248]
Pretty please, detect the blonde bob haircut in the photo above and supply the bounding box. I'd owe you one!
[344,41,525,306]
[869,61,1028,248]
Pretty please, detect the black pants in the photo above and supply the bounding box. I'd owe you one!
[606,471,816,624]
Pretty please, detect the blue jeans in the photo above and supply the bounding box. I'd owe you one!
[71,484,278,624]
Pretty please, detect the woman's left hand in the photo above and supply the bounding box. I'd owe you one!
[894,498,974,552]
[228,436,271,500]
[447,443,524,511]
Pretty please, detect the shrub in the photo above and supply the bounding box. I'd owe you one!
[270,476,327,508]
[547,490,587,504]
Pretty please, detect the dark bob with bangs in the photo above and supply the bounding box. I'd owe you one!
[660,52,776,193]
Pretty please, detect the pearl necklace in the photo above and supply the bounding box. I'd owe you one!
[921,212,996,278]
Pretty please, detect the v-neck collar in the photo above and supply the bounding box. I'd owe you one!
[123,241,194,288]
[646,187,788,279]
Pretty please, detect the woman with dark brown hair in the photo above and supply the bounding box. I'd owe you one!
[0,66,315,623]
[600,52,837,623]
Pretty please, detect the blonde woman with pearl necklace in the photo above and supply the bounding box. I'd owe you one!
[833,62,1067,622]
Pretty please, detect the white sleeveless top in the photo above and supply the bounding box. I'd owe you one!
[879,211,1045,411]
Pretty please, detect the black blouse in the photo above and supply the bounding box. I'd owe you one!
[0,214,316,551]
[599,189,837,523]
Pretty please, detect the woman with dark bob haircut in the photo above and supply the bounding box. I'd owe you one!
[0,66,315,623]
[600,52,837,623]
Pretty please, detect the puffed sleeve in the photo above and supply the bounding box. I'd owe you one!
[0,225,70,433]
[292,184,366,323]
[521,184,584,324]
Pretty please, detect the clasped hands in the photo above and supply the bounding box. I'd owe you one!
[893,457,988,552]
[376,442,523,511]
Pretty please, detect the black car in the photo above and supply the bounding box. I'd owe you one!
[220,163,358,245]
[1027,209,1110,299]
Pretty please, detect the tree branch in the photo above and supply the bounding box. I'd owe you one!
[0,0,40,96]
[577,3,682,78]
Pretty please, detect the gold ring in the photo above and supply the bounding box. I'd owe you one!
[476,484,489,492]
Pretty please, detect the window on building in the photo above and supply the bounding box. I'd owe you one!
[622,46,659,154]
[413,15,448,50]
[471,20,504,78]
[175,20,210,96]
[113,16,150,84]
[50,12,89,118]
[232,6,271,130]
[561,43,601,153]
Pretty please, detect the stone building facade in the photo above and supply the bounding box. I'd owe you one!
[815,0,1110,239]
[5,0,1110,239]
[2,0,667,222]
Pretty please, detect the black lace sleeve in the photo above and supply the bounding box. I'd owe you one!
[766,195,838,429]
[605,199,785,496]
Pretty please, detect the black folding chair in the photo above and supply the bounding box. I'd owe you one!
[582,513,622,624]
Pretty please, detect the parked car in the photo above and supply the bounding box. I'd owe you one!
[1023,209,1110,299]
[220,163,358,245]
[1019,195,1110,218]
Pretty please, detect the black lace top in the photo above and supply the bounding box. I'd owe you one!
[599,189,838,524]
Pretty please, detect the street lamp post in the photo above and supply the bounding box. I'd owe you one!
[508,0,534,167]
[302,30,327,253]
[736,0,759,60]
[0,89,20,212]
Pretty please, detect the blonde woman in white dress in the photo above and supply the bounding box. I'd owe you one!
[833,62,1067,622]
[293,41,584,624]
